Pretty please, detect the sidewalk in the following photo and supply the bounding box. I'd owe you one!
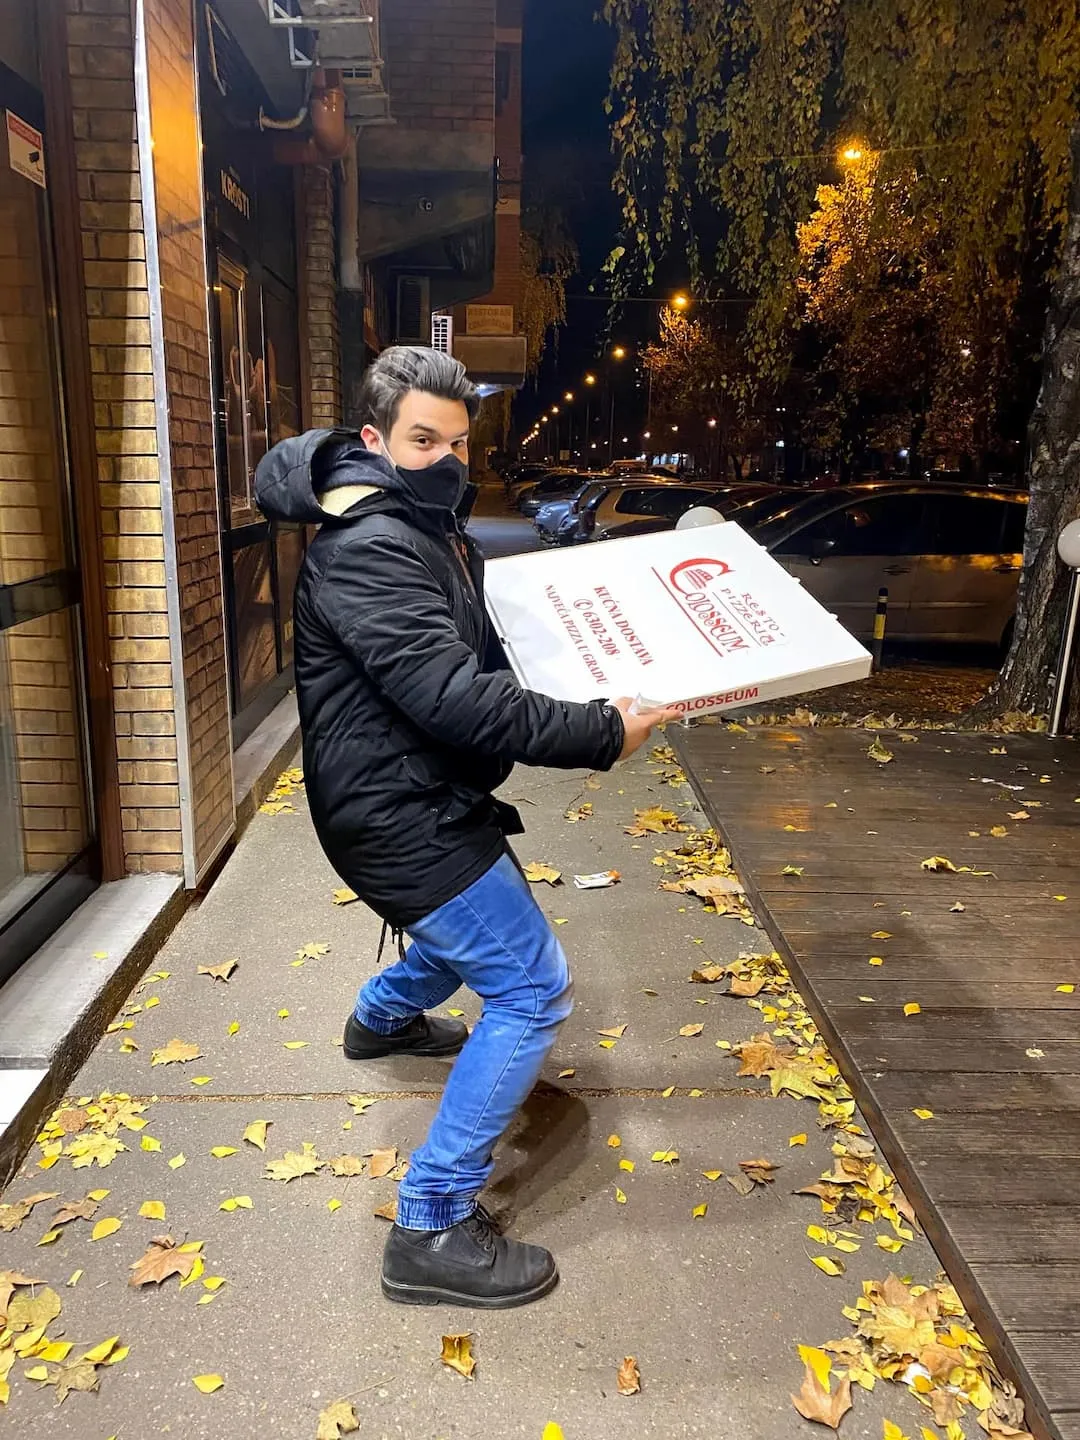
[0,749,989,1439]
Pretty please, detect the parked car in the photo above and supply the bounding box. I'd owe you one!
[754,484,1027,647]
[507,467,583,506]
[536,479,775,546]
[516,470,603,517]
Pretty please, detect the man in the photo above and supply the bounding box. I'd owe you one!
[255,347,677,1309]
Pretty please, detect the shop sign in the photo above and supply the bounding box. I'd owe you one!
[466,304,514,336]
[220,167,251,220]
[6,111,45,190]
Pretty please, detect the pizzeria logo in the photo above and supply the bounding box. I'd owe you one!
[668,556,733,593]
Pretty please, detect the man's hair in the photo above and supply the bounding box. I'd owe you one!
[358,345,480,436]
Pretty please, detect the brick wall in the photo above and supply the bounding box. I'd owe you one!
[141,0,233,876]
[382,0,496,135]
[61,0,232,880]
[301,166,342,428]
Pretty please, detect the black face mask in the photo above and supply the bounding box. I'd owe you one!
[381,446,470,515]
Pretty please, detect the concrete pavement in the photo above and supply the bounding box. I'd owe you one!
[0,751,966,1439]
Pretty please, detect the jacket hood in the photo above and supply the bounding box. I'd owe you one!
[254,428,476,526]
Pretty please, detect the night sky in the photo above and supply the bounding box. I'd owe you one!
[519,0,661,446]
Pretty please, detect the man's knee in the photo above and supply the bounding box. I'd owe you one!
[536,955,574,1026]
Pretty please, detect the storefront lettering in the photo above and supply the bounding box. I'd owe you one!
[220,169,251,220]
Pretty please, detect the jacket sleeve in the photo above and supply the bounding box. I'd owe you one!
[317,532,626,770]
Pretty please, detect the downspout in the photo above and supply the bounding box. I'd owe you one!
[269,68,348,164]
[338,128,361,290]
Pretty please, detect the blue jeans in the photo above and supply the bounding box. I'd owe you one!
[353,852,573,1230]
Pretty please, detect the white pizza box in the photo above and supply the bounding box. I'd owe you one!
[484,521,871,717]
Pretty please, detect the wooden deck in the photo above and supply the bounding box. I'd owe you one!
[675,722,1080,1440]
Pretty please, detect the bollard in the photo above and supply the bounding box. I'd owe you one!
[871,587,888,672]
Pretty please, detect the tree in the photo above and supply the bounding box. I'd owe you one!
[641,309,764,476]
[605,0,1080,720]
[795,151,1010,472]
[519,204,578,380]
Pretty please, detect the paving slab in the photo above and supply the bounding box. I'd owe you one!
[75,762,766,1098]
[3,1095,941,1440]
[1,753,979,1440]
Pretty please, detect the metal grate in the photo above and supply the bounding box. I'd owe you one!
[431,313,453,354]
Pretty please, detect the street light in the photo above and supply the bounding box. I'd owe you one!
[612,345,627,360]
[671,293,690,310]
[840,144,864,162]
[707,418,717,429]
[564,391,574,402]
[584,373,596,386]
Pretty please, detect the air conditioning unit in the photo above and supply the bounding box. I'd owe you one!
[396,275,431,344]
[431,312,453,354]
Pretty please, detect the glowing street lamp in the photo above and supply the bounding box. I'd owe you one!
[564,391,574,402]
[707,418,718,429]
[671,293,690,310]
[551,405,560,414]
[612,345,627,360]
[840,144,864,163]
[584,373,596,386]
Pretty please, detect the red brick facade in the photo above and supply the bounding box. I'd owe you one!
[382,0,496,135]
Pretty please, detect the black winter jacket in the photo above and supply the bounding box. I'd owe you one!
[254,430,625,926]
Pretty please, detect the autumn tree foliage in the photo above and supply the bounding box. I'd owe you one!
[604,0,1080,718]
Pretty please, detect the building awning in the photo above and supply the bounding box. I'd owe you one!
[453,335,527,391]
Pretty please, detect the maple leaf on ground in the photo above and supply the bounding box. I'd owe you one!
[617,1356,641,1396]
[678,1023,705,1038]
[367,1147,398,1179]
[265,1142,321,1182]
[734,1032,795,1078]
[151,1038,202,1066]
[197,960,237,982]
[7,1284,62,1332]
[729,974,768,998]
[690,963,726,983]
[326,1154,364,1178]
[50,1359,100,1403]
[0,1271,41,1323]
[523,862,562,886]
[0,1191,58,1233]
[129,1235,199,1288]
[332,887,359,906]
[317,1399,361,1439]
[66,1134,126,1169]
[791,1364,852,1429]
[739,1158,779,1185]
[51,1108,89,1136]
[52,1195,100,1227]
[440,1333,476,1379]
[625,806,684,837]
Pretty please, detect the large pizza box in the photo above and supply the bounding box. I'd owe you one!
[483,521,871,716]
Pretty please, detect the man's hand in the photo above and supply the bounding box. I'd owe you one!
[611,697,684,761]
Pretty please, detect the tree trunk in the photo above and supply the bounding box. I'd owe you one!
[972,126,1080,727]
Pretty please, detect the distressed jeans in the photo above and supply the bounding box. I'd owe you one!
[353,851,573,1230]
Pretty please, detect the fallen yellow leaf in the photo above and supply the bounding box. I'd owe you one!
[811,1255,845,1276]
[678,1023,705,1038]
[327,1199,342,1213]
[542,1427,565,1440]
[619,1159,635,1173]
[192,1374,224,1394]
[210,1147,237,1159]
[692,1203,708,1219]
[912,1108,935,1120]
[36,1229,60,1246]
[597,1024,627,1038]
[227,1022,240,1036]
[651,1150,678,1164]
[869,957,884,967]
[661,1085,675,1098]
[243,1120,270,1151]
[140,1136,161,1153]
[702,1169,722,1181]
[278,1008,290,1019]
[1057,984,1076,994]
[798,1344,833,1394]
[617,1356,641,1396]
[90,1217,122,1242]
[191,1076,213,1087]
[876,1235,904,1253]
[789,1134,807,1147]
[138,1201,166,1221]
[903,1002,922,1017]
[607,1134,621,1148]
[283,1041,309,1050]
[598,1039,617,1050]
[219,1196,253,1212]
[615,1187,627,1204]
[203,1276,227,1292]
[66,1270,83,1287]
[440,1333,475,1380]
[151,1038,201,1066]
[167,1154,186,1169]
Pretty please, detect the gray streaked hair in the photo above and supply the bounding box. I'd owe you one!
[359,345,479,435]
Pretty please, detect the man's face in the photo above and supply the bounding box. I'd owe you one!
[362,390,471,470]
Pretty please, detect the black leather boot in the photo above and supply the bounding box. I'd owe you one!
[343,1011,468,1060]
[381,1204,559,1308]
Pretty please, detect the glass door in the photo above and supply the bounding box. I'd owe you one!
[0,56,97,981]
[209,245,305,742]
